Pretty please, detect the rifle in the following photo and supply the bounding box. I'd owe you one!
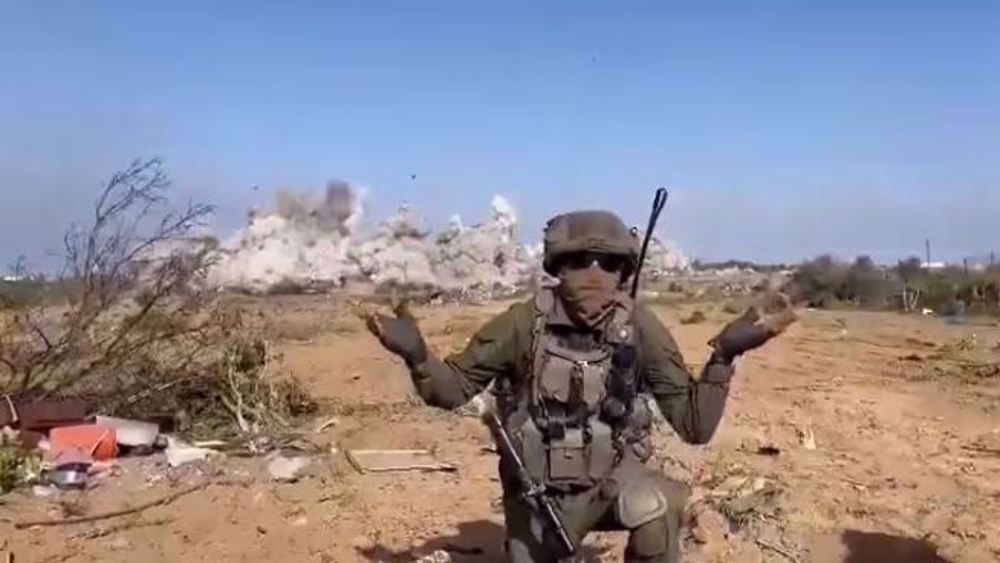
[630,188,670,299]
[478,399,576,557]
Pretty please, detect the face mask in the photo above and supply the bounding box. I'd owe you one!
[557,263,622,328]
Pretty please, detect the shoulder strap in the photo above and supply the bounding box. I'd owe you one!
[530,289,555,400]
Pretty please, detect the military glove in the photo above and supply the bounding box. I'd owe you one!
[710,295,796,362]
[365,301,428,367]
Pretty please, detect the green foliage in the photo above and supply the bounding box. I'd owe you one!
[0,444,41,494]
[787,255,848,308]
[0,445,20,493]
[844,256,892,306]
[787,254,1000,315]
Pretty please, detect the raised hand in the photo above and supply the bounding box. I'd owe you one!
[709,293,796,361]
[364,299,428,367]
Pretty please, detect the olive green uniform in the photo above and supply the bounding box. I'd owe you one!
[408,293,734,562]
[368,209,784,562]
[411,297,731,446]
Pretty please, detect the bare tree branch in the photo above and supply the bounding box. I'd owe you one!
[0,356,16,374]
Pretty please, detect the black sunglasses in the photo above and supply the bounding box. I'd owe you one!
[560,252,629,273]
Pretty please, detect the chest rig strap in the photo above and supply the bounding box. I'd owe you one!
[528,291,636,431]
[514,290,643,487]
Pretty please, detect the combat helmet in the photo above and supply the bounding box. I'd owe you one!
[542,210,640,276]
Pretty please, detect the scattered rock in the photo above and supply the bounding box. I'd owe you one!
[756,445,781,457]
[267,454,311,482]
[950,513,986,540]
[716,477,783,527]
[797,426,817,451]
[739,438,781,457]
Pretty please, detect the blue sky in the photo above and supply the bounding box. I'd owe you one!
[1,1,998,268]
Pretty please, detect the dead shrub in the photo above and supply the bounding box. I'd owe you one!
[0,158,315,440]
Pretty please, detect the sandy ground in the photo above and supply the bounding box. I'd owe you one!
[3,295,1000,563]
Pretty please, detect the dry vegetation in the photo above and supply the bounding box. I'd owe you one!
[2,161,998,562]
[0,159,315,443]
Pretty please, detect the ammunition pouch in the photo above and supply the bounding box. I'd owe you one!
[515,416,618,485]
[510,289,642,487]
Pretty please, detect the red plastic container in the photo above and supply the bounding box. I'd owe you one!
[49,424,118,461]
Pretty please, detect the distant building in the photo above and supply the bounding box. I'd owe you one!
[921,262,947,270]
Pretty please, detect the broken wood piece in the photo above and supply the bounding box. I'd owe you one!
[345,449,457,474]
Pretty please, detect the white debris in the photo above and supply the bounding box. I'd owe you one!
[798,426,817,451]
[314,417,341,433]
[94,416,159,447]
[164,436,215,467]
[33,485,58,497]
[267,454,311,482]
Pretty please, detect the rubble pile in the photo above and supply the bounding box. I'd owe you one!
[206,182,691,296]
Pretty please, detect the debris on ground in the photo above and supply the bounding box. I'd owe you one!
[49,424,117,461]
[0,397,88,432]
[711,476,785,528]
[965,430,1000,455]
[345,449,457,474]
[314,417,340,433]
[49,448,92,490]
[164,437,217,468]
[94,416,159,448]
[266,453,311,482]
[32,485,57,497]
[739,437,781,457]
[797,426,817,451]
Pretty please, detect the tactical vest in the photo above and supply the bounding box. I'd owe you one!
[506,290,653,489]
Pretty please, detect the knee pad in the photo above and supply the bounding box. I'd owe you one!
[617,481,668,529]
[627,515,670,559]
